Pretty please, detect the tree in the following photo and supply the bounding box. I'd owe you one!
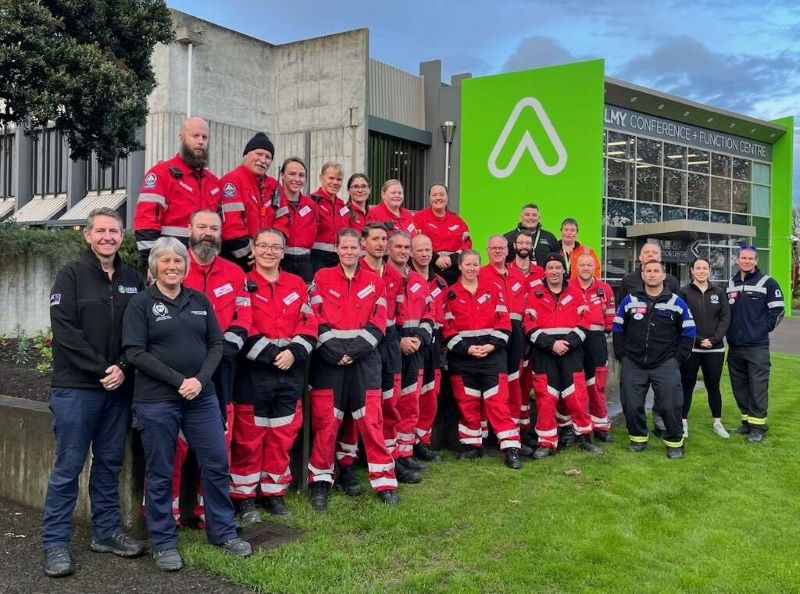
[0,0,173,166]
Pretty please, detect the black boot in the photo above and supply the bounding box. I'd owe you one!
[666,445,685,459]
[413,442,442,462]
[456,446,483,460]
[236,498,262,524]
[263,496,291,517]
[398,456,428,472]
[394,461,422,484]
[309,481,330,512]
[730,421,751,435]
[519,443,534,457]
[337,465,362,496]
[747,426,765,443]
[376,489,400,505]
[533,446,554,460]
[593,430,612,443]
[578,433,603,454]
[558,427,576,449]
[504,447,522,469]
[628,440,648,452]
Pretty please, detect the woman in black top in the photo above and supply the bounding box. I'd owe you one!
[678,257,731,439]
[122,237,251,571]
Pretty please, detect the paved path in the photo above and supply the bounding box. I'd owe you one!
[769,313,800,355]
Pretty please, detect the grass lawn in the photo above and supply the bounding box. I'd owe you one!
[181,353,800,593]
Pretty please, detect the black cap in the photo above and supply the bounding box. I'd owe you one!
[243,132,274,157]
[543,253,566,268]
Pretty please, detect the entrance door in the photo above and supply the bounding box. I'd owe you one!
[665,262,688,287]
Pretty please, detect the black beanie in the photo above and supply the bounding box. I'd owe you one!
[243,132,274,157]
[544,252,566,268]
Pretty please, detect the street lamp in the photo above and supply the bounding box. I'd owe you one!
[440,120,456,187]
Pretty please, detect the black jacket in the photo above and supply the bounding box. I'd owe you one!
[50,251,144,389]
[678,282,730,351]
[503,223,558,263]
[618,268,679,302]
[612,288,696,369]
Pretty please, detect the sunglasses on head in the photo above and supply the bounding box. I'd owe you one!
[738,243,757,252]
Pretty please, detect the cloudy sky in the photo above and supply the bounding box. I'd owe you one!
[168,0,800,202]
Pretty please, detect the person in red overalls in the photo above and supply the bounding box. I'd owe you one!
[412,183,471,285]
[575,252,615,442]
[524,253,603,459]
[307,228,399,509]
[228,228,317,521]
[367,179,417,236]
[219,133,286,269]
[345,173,371,233]
[311,162,349,272]
[442,250,522,469]
[277,157,317,283]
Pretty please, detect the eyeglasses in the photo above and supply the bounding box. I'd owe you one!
[349,184,370,190]
[254,243,284,252]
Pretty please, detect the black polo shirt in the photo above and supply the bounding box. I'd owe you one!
[123,284,222,402]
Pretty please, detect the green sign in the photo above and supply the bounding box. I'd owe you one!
[460,60,605,262]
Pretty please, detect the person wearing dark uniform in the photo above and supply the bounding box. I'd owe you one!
[613,260,696,459]
[123,237,251,571]
[43,208,146,578]
[725,245,784,442]
[503,203,558,262]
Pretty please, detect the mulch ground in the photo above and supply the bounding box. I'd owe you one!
[0,339,50,402]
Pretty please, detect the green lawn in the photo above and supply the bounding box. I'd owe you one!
[182,353,800,594]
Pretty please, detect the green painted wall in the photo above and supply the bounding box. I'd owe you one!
[460,60,605,259]
[770,115,794,313]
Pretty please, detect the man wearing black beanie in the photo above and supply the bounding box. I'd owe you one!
[219,132,286,269]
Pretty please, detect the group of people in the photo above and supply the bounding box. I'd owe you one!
[41,117,785,578]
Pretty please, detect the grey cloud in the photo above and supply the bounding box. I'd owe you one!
[502,36,592,72]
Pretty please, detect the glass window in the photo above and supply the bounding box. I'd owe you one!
[636,165,661,203]
[636,137,662,166]
[751,184,769,216]
[711,153,731,178]
[687,173,709,208]
[663,168,686,205]
[732,181,750,213]
[731,157,751,181]
[664,144,686,170]
[636,202,660,224]
[710,211,731,223]
[752,162,770,185]
[606,132,635,158]
[605,199,634,228]
[606,158,634,200]
[687,150,709,174]
[603,238,634,279]
[753,216,769,248]
[732,214,750,226]
[709,246,728,281]
[664,206,686,221]
[710,177,731,211]
[688,208,708,222]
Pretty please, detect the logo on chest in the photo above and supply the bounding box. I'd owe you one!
[152,302,172,322]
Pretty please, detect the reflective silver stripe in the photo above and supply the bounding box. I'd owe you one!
[310,295,323,305]
[320,329,365,341]
[284,246,310,255]
[401,384,417,395]
[510,313,523,321]
[230,471,261,484]
[484,385,500,398]
[312,242,335,252]
[496,305,508,313]
[137,192,166,207]
[236,296,251,306]
[221,202,244,212]
[231,241,253,259]
[368,462,395,473]
[490,330,509,342]
[402,320,421,328]
[588,324,604,331]
[767,300,784,308]
[755,275,771,288]
[352,406,366,420]
[376,297,387,307]
[224,332,244,350]
[359,329,379,347]
[275,206,289,218]
[291,335,314,354]
[463,387,481,397]
[682,320,696,328]
[446,335,462,350]
[574,327,586,341]
[613,316,624,324]
[370,477,398,489]
[386,319,396,326]
[247,337,269,360]
[301,303,313,315]
[536,327,579,335]
[161,225,190,237]
[266,413,295,428]
[458,328,495,337]
[136,240,155,250]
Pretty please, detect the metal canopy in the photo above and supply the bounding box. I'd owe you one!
[12,195,68,224]
[625,219,756,239]
[57,191,127,226]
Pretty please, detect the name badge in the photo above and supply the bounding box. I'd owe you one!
[511,282,522,292]
[283,291,299,306]
[448,224,460,231]
[339,206,350,216]
[477,293,490,305]
[214,283,234,298]
[357,283,375,299]
[299,205,312,217]
[328,288,341,298]
[179,181,193,192]
[431,287,441,298]
[560,295,573,306]
[409,282,421,294]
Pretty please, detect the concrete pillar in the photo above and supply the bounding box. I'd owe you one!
[14,127,33,210]
[67,159,86,209]
[126,126,146,229]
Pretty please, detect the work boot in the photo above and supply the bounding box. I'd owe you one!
[309,481,331,511]
[44,547,74,578]
[263,495,292,517]
[577,434,603,454]
[504,447,522,469]
[593,430,612,443]
[398,456,428,472]
[237,498,262,524]
[221,537,252,557]
[376,489,400,505]
[533,446,554,460]
[456,446,483,460]
[519,443,534,457]
[747,428,765,443]
[730,421,751,435]
[628,441,648,452]
[666,445,685,459]
[413,442,442,462]
[153,548,183,572]
[337,465,362,497]
[90,531,147,557]
[394,461,422,484]
[558,427,576,449]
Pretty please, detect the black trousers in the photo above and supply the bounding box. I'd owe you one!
[680,351,724,418]
[620,357,684,446]
[727,345,771,427]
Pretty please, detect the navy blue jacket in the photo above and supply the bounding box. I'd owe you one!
[725,268,784,347]
[612,288,696,369]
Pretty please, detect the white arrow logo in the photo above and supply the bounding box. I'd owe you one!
[487,97,568,178]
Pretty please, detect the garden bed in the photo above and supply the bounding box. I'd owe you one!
[0,336,51,402]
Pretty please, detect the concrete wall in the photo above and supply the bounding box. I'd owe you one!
[0,253,59,335]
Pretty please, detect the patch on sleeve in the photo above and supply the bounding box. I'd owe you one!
[144,172,157,188]
[223,182,236,198]
[50,293,61,306]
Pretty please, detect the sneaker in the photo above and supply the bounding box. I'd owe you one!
[666,446,685,459]
[413,442,442,462]
[309,481,330,511]
[44,547,74,578]
[221,537,252,557]
[90,532,147,558]
[712,422,730,439]
[682,419,689,439]
[376,489,400,505]
[153,548,183,572]
[263,496,291,517]
[394,462,422,484]
[398,456,428,472]
[237,498,262,525]
[337,465,363,497]
[532,446,554,460]
[628,441,648,452]
[504,447,522,469]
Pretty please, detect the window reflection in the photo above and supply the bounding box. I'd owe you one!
[711,153,731,178]
[636,138,662,166]
[687,173,709,208]
[687,150,709,174]
[731,157,751,181]
[710,177,731,211]
[664,144,686,170]
[732,181,749,213]
[663,169,686,205]
[636,165,661,202]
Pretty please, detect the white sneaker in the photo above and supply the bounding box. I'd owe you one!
[712,422,730,439]
[682,419,689,438]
